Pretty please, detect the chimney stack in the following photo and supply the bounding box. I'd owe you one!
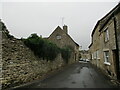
[63,25,68,33]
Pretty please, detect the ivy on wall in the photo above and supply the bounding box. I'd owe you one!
[22,33,72,63]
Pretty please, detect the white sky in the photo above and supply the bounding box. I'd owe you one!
[1,0,120,49]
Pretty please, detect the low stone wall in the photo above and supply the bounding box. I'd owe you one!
[1,38,65,89]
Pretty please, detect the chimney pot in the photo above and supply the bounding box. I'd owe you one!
[63,25,68,33]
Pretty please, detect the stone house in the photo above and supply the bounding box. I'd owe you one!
[89,3,120,80]
[48,25,79,63]
[79,50,90,60]
[89,21,101,67]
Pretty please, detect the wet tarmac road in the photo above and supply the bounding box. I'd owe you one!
[16,62,118,88]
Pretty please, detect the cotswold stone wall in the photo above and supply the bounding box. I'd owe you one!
[0,22,65,89]
[115,11,120,75]
[2,38,64,89]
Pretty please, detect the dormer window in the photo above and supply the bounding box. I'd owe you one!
[56,35,61,40]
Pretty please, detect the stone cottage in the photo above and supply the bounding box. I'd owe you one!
[79,50,90,60]
[89,3,120,81]
[48,25,79,63]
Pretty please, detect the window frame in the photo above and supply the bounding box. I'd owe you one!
[97,50,100,59]
[56,35,61,40]
[104,51,110,65]
[94,51,97,59]
[104,27,109,42]
[92,53,94,60]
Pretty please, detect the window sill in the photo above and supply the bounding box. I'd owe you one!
[97,58,100,60]
[105,40,109,43]
[104,62,111,65]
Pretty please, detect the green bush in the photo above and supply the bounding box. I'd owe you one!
[23,33,60,61]
[23,33,72,63]
[42,40,60,61]
[61,47,72,64]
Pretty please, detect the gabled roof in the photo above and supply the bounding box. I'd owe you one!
[89,3,120,49]
[66,32,79,47]
[88,43,93,48]
[48,26,79,47]
[91,20,100,37]
[48,26,63,38]
[99,3,120,31]
[56,26,62,30]
[91,3,120,36]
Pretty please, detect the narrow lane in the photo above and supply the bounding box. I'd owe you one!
[16,62,118,88]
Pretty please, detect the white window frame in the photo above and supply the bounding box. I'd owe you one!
[104,51,110,65]
[94,52,97,59]
[92,53,94,59]
[56,35,61,40]
[97,50,100,59]
[104,28,109,42]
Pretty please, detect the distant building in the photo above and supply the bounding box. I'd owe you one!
[79,50,90,60]
[48,25,79,63]
[89,3,120,80]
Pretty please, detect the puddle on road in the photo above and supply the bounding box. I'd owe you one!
[75,66,89,74]
[76,67,81,74]
[68,66,92,87]
[82,81,87,88]
[71,66,90,78]
[68,66,99,88]
[80,67,90,74]
[71,81,76,84]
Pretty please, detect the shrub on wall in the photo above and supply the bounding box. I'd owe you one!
[23,33,72,63]
[42,40,60,61]
[61,47,72,64]
[23,33,60,61]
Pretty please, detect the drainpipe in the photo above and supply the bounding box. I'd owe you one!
[113,16,120,80]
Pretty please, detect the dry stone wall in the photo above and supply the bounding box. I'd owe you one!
[1,39,63,88]
[1,22,65,89]
[2,38,64,89]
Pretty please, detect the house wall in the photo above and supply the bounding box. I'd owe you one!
[89,25,101,68]
[89,15,118,80]
[115,11,120,78]
[48,27,79,63]
[89,3,120,80]
[48,27,76,49]
[80,50,89,60]
[89,44,93,62]
[100,18,117,79]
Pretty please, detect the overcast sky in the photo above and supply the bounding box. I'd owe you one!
[1,0,119,50]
